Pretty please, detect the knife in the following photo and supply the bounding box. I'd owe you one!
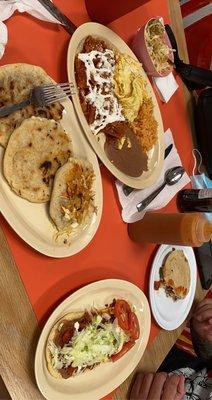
[37,0,77,35]
[122,143,173,196]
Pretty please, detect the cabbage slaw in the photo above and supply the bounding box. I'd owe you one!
[145,18,172,74]
[49,314,129,372]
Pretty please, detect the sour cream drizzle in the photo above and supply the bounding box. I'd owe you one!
[78,50,124,134]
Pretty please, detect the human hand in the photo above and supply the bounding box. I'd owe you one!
[192,298,212,342]
[130,372,185,400]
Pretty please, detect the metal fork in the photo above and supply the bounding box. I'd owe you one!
[0,83,75,117]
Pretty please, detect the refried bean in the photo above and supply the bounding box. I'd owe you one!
[104,123,148,177]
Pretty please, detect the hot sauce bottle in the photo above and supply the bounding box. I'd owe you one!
[128,212,212,247]
[177,189,212,212]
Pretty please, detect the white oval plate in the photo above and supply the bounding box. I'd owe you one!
[67,22,164,189]
[149,245,197,330]
[35,279,151,400]
[0,90,103,258]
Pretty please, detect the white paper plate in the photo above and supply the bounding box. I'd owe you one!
[35,279,151,400]
[149,245,197,330]
[67,22,164,189]
[0,95,103,258]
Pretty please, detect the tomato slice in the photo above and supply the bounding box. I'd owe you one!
[111,341,135,362]
[114,299,131,331]
[129,312,140,341]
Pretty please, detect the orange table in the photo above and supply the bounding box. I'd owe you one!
[0,1,204,399]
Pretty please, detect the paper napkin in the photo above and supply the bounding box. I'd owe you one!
[0,0,60,59]
[0,20,7,58]
[152,72,179,103]
[115,129,190,223]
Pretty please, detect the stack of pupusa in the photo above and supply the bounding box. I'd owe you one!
[0,64,64,148]
[0,63,95,242]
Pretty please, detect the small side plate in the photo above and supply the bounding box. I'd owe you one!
[149,244,197,330]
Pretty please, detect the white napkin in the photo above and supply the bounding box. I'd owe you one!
[152,72,179,103]
[0,0,60,59]
[116,129,190,223]
[0,20,7,58]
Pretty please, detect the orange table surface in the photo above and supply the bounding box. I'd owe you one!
[0,0,193,344]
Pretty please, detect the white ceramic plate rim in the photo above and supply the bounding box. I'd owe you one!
[67,22,165,189]
[149,245,197,330]
[35,279,151,400]
[0,80,103,258]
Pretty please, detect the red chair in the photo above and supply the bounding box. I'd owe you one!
[181,0,212,69]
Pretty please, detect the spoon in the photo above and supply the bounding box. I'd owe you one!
[136,166,185,212]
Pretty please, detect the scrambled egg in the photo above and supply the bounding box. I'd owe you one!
[113,53,147,122]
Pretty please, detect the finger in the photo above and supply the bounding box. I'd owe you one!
[162,375,180,400]
[175,375,186,400]
[130,372,144,400]
[147,372,167,399]
[195,308,212,322]
[138,373,154,399]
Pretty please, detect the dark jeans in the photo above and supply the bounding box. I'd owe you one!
[158,345,207,373]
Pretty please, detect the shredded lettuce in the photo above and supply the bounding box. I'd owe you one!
[49,315,129,370]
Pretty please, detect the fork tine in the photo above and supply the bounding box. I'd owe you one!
[41,82,74,87]
[44,90,74,100]
[39,82,75,105]
[42,87,75,95]
[60,89,75,95]
[46,96,69,105]
[41,82,75,90]
[44,91,73,103]
[42,86,74,94]
[41,84,72,90]
[59,82,75,88]
[44,87,75,95]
